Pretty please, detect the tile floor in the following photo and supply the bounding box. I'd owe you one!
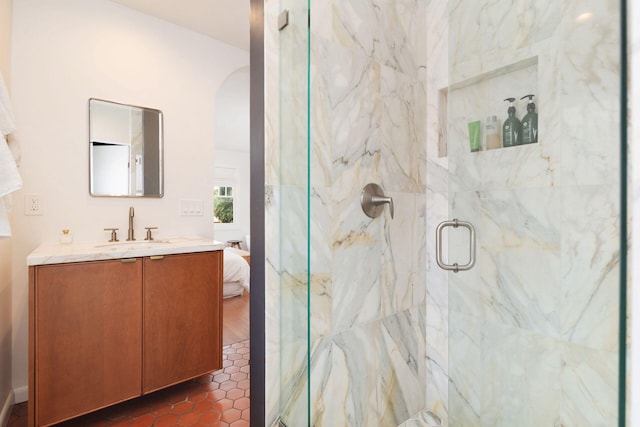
[7,340,250,427]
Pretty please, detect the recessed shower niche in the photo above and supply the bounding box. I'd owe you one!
[442,56,539,157]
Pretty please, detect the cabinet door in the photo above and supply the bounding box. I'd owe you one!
[34,259,142,426]
[143,251,223,393]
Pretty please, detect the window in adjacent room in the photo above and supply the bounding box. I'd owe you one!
[214,167,236,224]
[214,185,235,223]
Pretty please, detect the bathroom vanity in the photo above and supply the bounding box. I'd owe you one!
[26,238,224,427]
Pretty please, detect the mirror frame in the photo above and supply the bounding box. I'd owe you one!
[88,98,164,198]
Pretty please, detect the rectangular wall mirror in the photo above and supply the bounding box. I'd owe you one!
[89,98,164,197]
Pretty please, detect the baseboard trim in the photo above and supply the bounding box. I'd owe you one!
[0,389,15,427]
[13,386,27,404]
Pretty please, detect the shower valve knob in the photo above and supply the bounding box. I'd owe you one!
[361,183,394,219]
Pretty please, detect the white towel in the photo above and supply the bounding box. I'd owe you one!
[0,71,21,237]
[0,198,11,237]
[0,135,21,198]
[0,72,15,136]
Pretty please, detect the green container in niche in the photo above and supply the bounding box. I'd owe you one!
[520,94,538,144]
[468,120,481,152]
[502,97,522,147]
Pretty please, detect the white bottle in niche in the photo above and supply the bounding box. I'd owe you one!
[485,115,501,150]
[59,229,73,244]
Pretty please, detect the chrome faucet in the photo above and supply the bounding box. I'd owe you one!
[127,206,135,241]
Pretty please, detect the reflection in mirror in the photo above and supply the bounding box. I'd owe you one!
[89,98,163,197]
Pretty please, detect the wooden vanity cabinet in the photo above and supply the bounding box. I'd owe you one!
[29,259,143,427]
[28,250,223,427]
[143,251,223,393]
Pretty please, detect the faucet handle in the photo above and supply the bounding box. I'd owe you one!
[104,228,119,242]
[144,227,158,241]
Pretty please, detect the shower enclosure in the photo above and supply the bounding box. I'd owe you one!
[265,0,627,425]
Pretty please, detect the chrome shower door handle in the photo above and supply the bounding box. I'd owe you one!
[361,183,394,219]
[435,219,476,273]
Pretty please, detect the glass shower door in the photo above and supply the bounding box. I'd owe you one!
[441,2,624,426]
[272,0,310,425]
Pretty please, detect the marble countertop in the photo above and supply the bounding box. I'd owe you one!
[27,236,225,266]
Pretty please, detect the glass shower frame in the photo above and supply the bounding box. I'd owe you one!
[268,0,629,425]
[273,0,311,425]
[440,1,628,426]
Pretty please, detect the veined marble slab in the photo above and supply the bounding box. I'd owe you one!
[26,236,224,266]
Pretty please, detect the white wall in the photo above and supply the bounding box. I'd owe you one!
[214,67,250,247]
[0,0,14,420]
[10,0,249,400]
[213,149,250,247]
[215,67,250,152]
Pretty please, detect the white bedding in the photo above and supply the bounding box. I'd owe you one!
[223,247,250,298]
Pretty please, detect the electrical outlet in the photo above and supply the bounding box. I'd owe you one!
[24,194,43,216]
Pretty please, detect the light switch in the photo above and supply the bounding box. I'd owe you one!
[180,199,204,216]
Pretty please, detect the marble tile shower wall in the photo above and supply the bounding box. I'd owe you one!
[306,1,428,425]
[424,0,622,426]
